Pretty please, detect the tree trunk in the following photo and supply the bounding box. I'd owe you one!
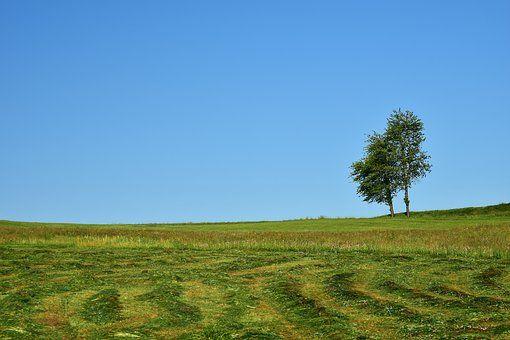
[404,186,410,217]
[389,199,395,218]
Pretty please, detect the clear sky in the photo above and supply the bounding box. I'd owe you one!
[1,1,509,223]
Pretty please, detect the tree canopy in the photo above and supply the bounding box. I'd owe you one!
[350,109,431,217]
[350,132,399,217]
[385,109,431,217]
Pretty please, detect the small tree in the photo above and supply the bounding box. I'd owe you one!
[385,109,431,217]
[350,132,399,217]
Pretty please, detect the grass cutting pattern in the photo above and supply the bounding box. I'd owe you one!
[1,245,509,339]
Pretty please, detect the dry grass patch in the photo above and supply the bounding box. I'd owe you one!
[34,295,71,329]
[181,280,225,325]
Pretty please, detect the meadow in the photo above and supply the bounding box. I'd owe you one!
[1,204,510,339]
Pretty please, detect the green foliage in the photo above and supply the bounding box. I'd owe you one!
[385,109,431,185]
[351,108,432,216]
[385,109,431,215]
[351,132,399,215]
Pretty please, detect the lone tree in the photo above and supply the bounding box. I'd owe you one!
[385,109,431,217]
[350,132,399,217]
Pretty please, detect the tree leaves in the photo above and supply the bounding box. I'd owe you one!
[350,109,431,216]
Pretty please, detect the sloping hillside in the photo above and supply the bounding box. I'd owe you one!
[389,203,510,218]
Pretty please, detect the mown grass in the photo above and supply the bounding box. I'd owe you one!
[1,204,509,338]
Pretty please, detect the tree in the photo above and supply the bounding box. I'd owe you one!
[350,132,399,217]
[385,109,431,217]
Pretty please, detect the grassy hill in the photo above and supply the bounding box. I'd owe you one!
[389,202,510,218]
[1,204,509,338]
[2,202,510,232]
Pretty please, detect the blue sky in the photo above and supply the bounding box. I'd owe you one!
[1,1,509,223]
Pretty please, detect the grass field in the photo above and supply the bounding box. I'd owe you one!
[1,204,510,339]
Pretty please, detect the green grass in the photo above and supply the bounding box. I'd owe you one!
[1,203,509,338]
